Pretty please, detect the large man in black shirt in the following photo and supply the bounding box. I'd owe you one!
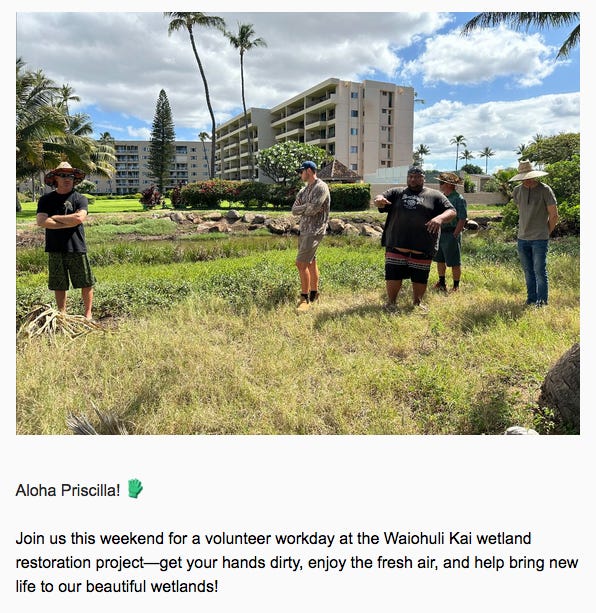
[36,161,95,319]
[374,166,455,309]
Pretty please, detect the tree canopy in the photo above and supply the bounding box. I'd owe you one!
[522,133,580,166]
[256,142,330,184]
[16,58,116,186]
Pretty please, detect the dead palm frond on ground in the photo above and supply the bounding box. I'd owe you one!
[17,303,103,342]
[66,401,129,435]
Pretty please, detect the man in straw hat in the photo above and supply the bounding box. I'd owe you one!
[36,161,96,319]
[509,160,558,307]
[433,172,468,292]
[375,165,456,310]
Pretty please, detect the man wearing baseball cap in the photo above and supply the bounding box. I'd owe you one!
[375,165,456,309]
[36,161,96,319]
[291,161,331,313]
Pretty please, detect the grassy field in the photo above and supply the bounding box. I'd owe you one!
[16,201,579,436]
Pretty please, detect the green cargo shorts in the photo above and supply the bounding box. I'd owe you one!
[48,252,96,291]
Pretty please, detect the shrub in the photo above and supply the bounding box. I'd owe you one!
[181,180,241,209]
[170,183,185,209]
[328,183,371,211]
[267,183,300,209]
[139,186,164,210]
[237,181,271,208]
[463,176,476,193]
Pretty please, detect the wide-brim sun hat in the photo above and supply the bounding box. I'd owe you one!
[438,171,463,186]
[509,160,548,182]
[44,161,86,187]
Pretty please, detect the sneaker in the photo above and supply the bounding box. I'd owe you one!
[433,282,447,292]
[296,297,310,313]
[414,302,429,314]
[451,285,459,292]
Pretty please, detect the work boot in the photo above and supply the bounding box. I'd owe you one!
[296,295,310,313]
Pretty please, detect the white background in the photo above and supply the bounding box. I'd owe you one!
[5,2,593,612]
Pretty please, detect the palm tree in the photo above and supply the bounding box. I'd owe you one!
[16,60,64,181]
[461,12,579,59]
[515,143,528,159]
[165,12,226,179]
[450,135,467,171]
[225,23,267,180]
[16,59,115,188]
[459,149,475,166]
[55,84,80,117]
[198,131,211,177]
[531,133,546,168]
[413,144,430,164]
[478,146,495,173]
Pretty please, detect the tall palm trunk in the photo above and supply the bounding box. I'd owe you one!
[188,29,216,179]
[239,52,255,179]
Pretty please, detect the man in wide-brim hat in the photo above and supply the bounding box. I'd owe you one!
[44,161,86,187]
[432,172,468,292]
[36,161,95,318]
[509,160,558,306]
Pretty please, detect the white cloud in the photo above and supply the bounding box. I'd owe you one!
[402,25,560,87]
[413,92,580,169]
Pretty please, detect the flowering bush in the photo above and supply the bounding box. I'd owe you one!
[181,180,242,209]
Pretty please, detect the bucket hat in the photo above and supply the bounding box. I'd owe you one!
[438,171,463,186]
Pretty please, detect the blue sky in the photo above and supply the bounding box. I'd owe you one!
[16,10,580,174]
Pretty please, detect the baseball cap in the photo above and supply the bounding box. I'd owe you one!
[297,161,317,173]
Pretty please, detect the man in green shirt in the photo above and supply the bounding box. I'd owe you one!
[433,172,468,292]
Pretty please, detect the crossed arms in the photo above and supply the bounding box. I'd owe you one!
[36,209,87,229]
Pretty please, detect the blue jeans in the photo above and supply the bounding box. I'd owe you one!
[517,239,549,304]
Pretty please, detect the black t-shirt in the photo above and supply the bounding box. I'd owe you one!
[36,190,89,253]
[379,187,454,256]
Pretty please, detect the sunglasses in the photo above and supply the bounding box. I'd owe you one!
[55,173,75,179]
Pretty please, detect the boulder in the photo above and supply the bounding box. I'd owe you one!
[538,343,580,432]
[226,209,241,221]
[328,219,346,234]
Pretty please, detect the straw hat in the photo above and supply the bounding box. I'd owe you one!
[44,161,86,187]
[438,172,463,186]
[509,160,548,182]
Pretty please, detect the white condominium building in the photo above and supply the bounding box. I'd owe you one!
[92,140,211,195]
[215,78,414,182]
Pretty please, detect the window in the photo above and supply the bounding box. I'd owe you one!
[350,92,358,98]
[351,110,359,117]
[382,109,387,114]
[351,164,358,171]
[350,128,358,135]
[350,146,358,154]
